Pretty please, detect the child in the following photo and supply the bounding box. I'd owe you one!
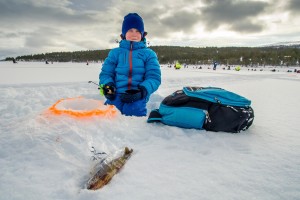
[99,13,161,116]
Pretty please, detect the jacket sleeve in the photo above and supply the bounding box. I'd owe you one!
[99,49,118,85]
[139,49,161,100]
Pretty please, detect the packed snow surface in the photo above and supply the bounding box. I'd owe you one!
[0,61,299,200]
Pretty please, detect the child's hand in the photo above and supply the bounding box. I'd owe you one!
[120,86,147,103]
[100,83,116,100]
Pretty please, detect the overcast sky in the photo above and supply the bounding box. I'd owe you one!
[1,0,300,59]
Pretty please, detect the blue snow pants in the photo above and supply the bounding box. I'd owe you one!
[105,95,147,116]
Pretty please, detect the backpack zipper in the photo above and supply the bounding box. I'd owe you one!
[227,105,238,112]
[204,110,211,123]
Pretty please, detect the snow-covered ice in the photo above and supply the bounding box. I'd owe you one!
[0,61,299,200]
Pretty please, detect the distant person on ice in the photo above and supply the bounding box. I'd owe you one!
[213,61,217,70]
[99,13,161,116]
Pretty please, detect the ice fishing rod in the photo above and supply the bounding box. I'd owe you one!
[88,81,114,95]
[88,81,101,90]
[88,81,99,86]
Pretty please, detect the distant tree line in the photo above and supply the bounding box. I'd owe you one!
[150,46,300,67]
[10,49,111,63]
[6,45,300,67]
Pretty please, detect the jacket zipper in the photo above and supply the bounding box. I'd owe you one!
[128,41,133,90]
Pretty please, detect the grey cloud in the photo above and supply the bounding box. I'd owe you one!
[160,11,200,32]
[0,32,18,38]
[230,20,264,33]
[199,0,269,33]
[141,8,202,38]
[286,0,300,14]
[0,31,31,38]
[0,48,19,59]
[67,0,114,11]
[24,27,63,48]
[0,0,99,28]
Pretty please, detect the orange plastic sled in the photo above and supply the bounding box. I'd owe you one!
[48,97,117,118]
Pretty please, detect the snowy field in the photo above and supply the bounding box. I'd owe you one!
[1,61,300,200]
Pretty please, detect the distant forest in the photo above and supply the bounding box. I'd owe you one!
[5,45,300,67]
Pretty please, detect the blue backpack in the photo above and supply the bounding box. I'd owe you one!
[147,87,254,133]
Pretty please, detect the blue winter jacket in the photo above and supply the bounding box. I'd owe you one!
[99,39,161,102]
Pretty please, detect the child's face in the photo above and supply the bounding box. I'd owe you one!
[125,28,142,42]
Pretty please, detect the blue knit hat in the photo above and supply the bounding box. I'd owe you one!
[122,13,144,38]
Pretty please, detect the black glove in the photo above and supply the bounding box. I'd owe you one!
[120,86,147,103]
[103,83,116,100]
